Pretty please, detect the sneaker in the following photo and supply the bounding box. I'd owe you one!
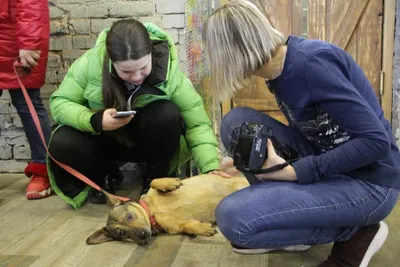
[231,243,311,255]
[26,175,53,199]
[318,221,389,267]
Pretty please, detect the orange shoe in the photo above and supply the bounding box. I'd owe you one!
[26,174,53,199]
[24,162,52,200]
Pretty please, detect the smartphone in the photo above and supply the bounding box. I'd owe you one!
[112,110,137,118]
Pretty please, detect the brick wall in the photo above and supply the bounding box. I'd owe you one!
[0,0,187,172]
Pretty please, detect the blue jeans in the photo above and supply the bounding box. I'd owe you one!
[217,107,399,249]
[1,88,51,164]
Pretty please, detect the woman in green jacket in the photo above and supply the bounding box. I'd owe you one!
[47,19,226,209]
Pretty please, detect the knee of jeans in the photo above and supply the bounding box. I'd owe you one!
[220,107,251,150]
[215,195,243,244]
[367,188,400,224]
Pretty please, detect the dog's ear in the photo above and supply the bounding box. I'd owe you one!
[86,227,115,245]
[101,189,124,207]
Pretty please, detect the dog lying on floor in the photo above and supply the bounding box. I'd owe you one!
[86,171,248,245]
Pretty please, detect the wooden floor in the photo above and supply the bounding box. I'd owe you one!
[0,173,399,267]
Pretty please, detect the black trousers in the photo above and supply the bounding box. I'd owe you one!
[49,100,182,198]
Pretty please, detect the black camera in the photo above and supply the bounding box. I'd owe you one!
[232,122,272,184]
[233,122,273,170]
[232,122,298,184]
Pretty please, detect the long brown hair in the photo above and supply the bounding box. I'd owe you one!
[101,19,152,146]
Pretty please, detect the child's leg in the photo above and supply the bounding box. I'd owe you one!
[9,88,52,199]
[48,125,144,206]
[48,126,128,204]
[125,100,183,192]
[9,88,51,164]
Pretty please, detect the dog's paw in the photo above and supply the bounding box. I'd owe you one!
[160,178,182,192]
[196,223,217,237]
[150,178,182,192]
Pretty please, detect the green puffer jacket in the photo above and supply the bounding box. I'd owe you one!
[47,22,220,209]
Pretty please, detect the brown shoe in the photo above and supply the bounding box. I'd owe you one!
[318,221,388,267]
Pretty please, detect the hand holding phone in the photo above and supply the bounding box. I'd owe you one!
[112,110,137,118]
[102,108,135,131]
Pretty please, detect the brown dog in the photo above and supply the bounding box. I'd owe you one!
[86,173,248,245]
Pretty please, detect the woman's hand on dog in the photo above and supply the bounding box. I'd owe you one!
[209,169,232,178]
[102,108,134,131]
[256,139,297,182]
[214,157,243,178]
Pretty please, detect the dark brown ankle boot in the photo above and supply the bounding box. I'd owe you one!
[318,221,388,267]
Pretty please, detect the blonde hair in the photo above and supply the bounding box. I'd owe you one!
[202,0,285,101]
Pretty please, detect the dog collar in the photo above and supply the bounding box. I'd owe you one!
[138,200,158,228]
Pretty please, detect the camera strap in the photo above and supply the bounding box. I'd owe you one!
[236,158,298,175]
[255,158,298,174]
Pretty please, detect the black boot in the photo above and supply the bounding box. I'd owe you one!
[110,164,124,190]
[318,222,388,267]
[141,177,151,195]
[89,174,117,204]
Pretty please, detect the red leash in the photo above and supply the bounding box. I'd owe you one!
[13,58,130,202]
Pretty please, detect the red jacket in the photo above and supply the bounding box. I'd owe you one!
[0,0,49,89]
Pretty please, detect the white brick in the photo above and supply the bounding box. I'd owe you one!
[176,44,186,62]
[109,2,155,17]
[47,53,62,68]
[14,144,31,160]
[162,14,185,28]
[50,21,69,35]
[62,50,86,62]
[72,35,97,49]
[52,0,83,4]
[62,50,87,68]
[69,4,109,19]
[139,16,162,27]
[49,6,65,19]
[70,19,91,35]
[0,90,10,100]
[0,142,12,160]
[179,29,186,44]
[45,68,58,84]
[50,36,73,51]
[1,130,28,146]
[11,114,22,128]
[0,102,11,114]
[91,19,118,34]
[164,29,179,44]
[41,84,58,99]
[156,0,185,14]
[0,160,27,173]
[0,115,13,129]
